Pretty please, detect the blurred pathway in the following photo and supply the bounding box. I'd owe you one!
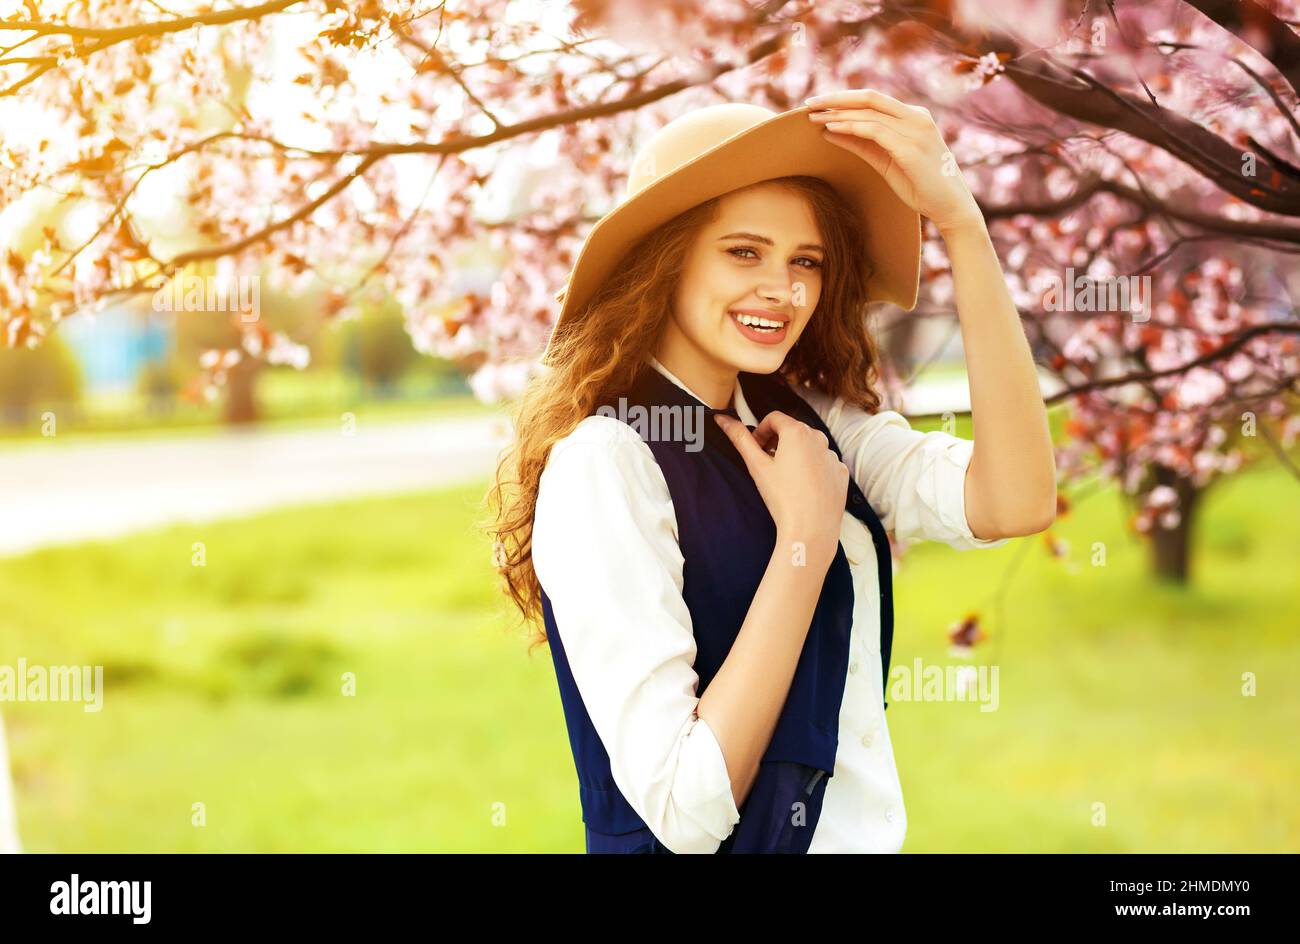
[0,372,1057,559]
[0,413,513,558]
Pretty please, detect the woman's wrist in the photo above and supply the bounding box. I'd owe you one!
[936,208,988,244]
[773,528,839,573]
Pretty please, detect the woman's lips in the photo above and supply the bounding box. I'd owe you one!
[729,311,789,346]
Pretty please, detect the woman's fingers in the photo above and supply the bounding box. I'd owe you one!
[808,108,922,141]
[717,411,800,467]
[714,414,772,473]
[825,118,912,151]
[820,131,893,178]
[806,88,912,118]
[717,410,827,466]
[749,410,804,448]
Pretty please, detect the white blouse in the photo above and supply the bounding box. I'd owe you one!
[532,356,1006,854]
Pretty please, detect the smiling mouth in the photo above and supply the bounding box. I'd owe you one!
[728,311,790,336]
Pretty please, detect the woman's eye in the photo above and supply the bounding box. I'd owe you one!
[728,247,822,269]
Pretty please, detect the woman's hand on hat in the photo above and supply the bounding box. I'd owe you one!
[805,89,984,237]
[714,411,848,565]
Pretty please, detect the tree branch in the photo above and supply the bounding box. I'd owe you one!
[1043,323,1300,405]
[1001,52,1300,215]
[1181,0,1300,95]
[980,172,1300,245]
[0,0,304,39]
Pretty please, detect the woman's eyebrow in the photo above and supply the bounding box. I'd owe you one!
[718,231,824,252]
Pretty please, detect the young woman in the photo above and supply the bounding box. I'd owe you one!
[488,93,1057,853]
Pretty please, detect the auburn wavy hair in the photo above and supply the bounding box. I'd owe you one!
[483,175,885,653]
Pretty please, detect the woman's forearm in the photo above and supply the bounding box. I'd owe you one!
[940,214,1057,539]
[696,532,835,810]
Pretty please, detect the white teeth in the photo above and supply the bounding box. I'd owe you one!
[732,312,786,329]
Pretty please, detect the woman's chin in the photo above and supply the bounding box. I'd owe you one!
[726,344,787,374]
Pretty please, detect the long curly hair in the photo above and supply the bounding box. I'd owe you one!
[483,175,886,653]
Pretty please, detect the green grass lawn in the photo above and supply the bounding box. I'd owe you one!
[1,462,1297,852]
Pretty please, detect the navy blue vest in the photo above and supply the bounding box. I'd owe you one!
[540,362,895,853]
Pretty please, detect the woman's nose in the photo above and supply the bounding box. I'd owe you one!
[756,279,791,304]
[756,268,808,304]
[757,272,814,311]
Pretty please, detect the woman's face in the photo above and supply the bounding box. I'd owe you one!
[661,181,824,390]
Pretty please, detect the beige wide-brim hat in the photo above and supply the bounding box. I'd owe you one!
[541,101,922,366]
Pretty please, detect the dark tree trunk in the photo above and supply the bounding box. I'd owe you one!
[223,356,262,425]
[1150,465,1200,584]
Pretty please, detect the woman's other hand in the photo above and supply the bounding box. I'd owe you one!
[715,411,847,566]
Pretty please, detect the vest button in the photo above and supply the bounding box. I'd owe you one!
[849,661,859,674]
[861,730,874,747]
[851,493,864,506]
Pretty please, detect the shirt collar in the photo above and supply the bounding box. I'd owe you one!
[648,356,758,425]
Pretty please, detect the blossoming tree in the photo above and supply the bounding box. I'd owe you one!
[1,0,1297,583]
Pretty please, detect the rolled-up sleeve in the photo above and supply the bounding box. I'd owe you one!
[798,386,1007,551]
[532,415,742,853]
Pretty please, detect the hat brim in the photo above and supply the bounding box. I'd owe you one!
[544,104,922,365]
